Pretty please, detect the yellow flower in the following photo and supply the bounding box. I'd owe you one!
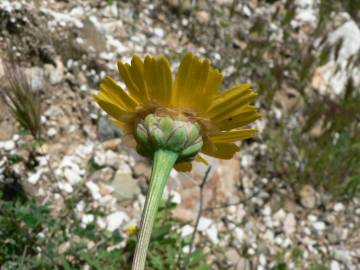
[126,225,138,236]
[95,52,260,171]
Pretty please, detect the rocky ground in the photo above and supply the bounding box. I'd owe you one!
[0,0,360,269]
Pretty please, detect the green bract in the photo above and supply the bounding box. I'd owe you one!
[135,114,203,162]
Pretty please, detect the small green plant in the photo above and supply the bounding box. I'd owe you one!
[271,248,330,270]
[0,55,42,140]
[144,199,211,270]
[309,263,329,270]
[0,190,210,270]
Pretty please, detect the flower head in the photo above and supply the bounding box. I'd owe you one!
[95,52,260,170]
[126,225,138,236]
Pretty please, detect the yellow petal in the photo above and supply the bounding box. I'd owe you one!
[207,84,256,119]
[100,76,138,112]
[144,55,172,106]
[201,140,240,159]
[199,66,223,113]
[117,55,149,103]
[214,109,261,130]
[96,95,126,119]
[174,161,192,172]
[173,52,220,113]
[204,68,223,98]
[96,91,128,112]
[112,119,133,133]
[95,95,136,123]
[195,154,209,165]
[209,128,257,143]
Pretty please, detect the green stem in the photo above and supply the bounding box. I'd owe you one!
[131,149,178,270]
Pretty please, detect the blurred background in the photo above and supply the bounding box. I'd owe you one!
[0,0,360,269]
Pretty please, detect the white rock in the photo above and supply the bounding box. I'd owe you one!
[273,209,287,222]
[0,1,16,12]
[27,67,44,92]
[216,0,233,6]
[300,185,317,209]
[234,228,246,243]
[98,195,115,206]
[41,8,84,29]
[313,20,360,95]
[275,236,284,246]
[70,6,84,17]
[99,51,115,61]
[0,157,7,167]
[282,237,292,248]
[103,2,118,17]
[263,216,274,228]
[64,168,82,184]
[259,254,267,266]
[163,189,181,205]
[236,205,247,222]
[334,249,351,261]
[76,142,94,158]
[106,211,129,232]
[106,35,129,54]
[223,65,236,77]
[76,201,85,214]
[86,181,101,200]
[242,5,252,16]
[196,11,210,24]
[273,107,282,120]
[181,225,194,237]
[28,169,43,184]
[307,214,318,222]
[303,227,311,236]
[313,221,326,231]
[328,20,360,61]
[206,224,219,244]
[97,218,107,229]
[81,214,94,225]
[12,134,19,141]
[47,128,57,138]
[45,105,64,117]
[153,27,165,38]
[334,203,345,212]
[283,213,297,235]
[181,18,188,26]
[182,246,190,254]
[44,57,64,85]
[294,0,318,25]
[198,217,212,231]
[263,230,274,242]
[247,248,255,255]
[261,205,272,216]
[58,181,73,193]
[2,140,15,151]
[330,260,341,270]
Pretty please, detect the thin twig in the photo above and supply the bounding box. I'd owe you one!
[20,245,28,270]
[183,166,212,270]
[203,189,262,212]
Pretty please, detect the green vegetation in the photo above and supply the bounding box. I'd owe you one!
[221,0,360,197]
[0,192,209,270]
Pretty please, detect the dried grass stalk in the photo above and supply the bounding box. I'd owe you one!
[0,56,41,139]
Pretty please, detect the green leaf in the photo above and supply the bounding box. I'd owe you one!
[195,264,211,270]
[190,249,205,266]
[151,224,172,241]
